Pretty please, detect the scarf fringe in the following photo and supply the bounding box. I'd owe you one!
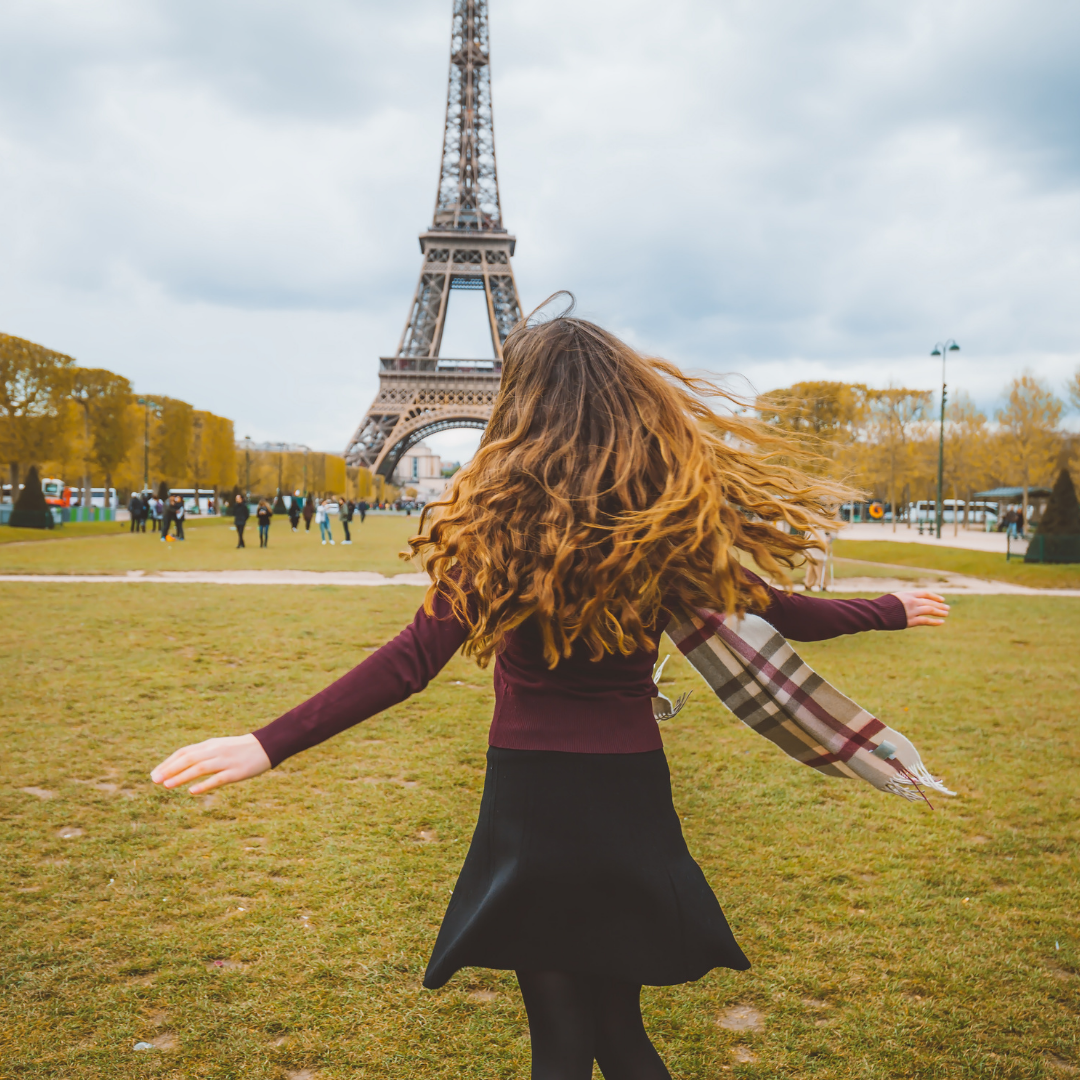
[661,610,955,808]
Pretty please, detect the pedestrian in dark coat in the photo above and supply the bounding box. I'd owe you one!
[339,498,352,544]
[173,495,186,541]
[288,491,302,532]
[357,499,368,524]
[302,494,315,531]
[257,499,272,548]
[159,494,174,541]
[129,493,142,533]
[234,493,250,548]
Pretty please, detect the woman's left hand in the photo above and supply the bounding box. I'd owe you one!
[892,590,950,627]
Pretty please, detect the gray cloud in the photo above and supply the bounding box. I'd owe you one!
[0,0,1078,453]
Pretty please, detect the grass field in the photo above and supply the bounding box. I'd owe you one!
[0,517,232,545]
[2,555,1079,1078]
[0,514,421,577]
[833,540,1080,590]
[4,517,1079,592]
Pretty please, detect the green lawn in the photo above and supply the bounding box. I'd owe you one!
[0,514,421,577]
[833,540,1080,590]
[0,516,232,545]
[2,581,1078,1078]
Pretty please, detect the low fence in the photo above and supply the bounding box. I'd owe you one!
[1024,535,1080,564]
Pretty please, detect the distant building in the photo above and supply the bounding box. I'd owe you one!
[395,442,447,501]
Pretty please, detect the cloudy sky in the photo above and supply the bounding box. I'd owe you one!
[2,0,1079,461]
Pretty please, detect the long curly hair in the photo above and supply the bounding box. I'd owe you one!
[409,302,853,668]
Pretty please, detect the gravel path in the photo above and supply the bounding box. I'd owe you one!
[0,568,1078,596]
[0,569,432,586]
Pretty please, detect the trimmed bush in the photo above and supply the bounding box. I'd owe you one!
[1036,469,1080,535]
[10,466,54,529]
[1026,470,1080,563]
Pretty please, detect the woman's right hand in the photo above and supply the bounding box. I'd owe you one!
[150,733,271,795]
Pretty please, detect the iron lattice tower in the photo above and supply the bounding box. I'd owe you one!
[345,0,521,479]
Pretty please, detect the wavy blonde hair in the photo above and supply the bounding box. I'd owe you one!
[409,305,852,668]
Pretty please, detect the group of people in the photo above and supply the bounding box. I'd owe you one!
[998,506,1026,538]
[233,492,369,549]
[127,491,188,540]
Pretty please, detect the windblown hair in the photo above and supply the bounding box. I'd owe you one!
[409,299,854,668]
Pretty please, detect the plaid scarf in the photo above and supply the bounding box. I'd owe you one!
[654,608,954,805]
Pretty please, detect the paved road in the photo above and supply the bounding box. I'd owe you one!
[841,522,1028,555]
[0,570,432,586]
[1,568,1077,597]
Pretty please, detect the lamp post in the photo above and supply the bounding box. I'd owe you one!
[930,340,960,539]
[135,397,160,491]
[244,437,252,499]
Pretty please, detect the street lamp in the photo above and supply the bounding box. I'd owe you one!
[244,436,252,498]
[930,340,960,539]
[135,397,160,491]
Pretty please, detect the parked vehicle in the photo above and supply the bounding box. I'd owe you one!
[69,487,120,510]
[41,478,72,507]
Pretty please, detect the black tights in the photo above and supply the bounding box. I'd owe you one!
[517,970,672,1080]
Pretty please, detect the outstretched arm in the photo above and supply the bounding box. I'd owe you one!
[151,589,470,794]
[743,569,949,641]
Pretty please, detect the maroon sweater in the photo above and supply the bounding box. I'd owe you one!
[253,574,906,766]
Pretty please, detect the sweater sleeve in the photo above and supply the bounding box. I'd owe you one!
[742,569,907,641]
[252,588,470,767]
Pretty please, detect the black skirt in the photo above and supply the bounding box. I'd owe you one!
[423,746,750,989]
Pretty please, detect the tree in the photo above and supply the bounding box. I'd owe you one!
[0,334,75,489]
[756,381,868,476]
[1068,366,1080,412]
[70,368,134,508]
[188,411,235,499]
[152,397,194,488]
[1036,469,1080,535]
[996,374,1063,529]
[944,392,989,535]
[865,389,933,531]
[10,464,53,529]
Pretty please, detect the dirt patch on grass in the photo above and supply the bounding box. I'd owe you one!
[717,1005,764,1032]
[21,786,55,799]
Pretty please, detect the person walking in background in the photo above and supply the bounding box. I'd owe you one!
[316,498,335,545]
[257,499,272,548]
[339,498,352,545]
[234,493,250,548]
[289,491,302,532]
[302,494,315,532]
[149,495,161,532]
[802,529,834,592]
[138,493,150,532]
[129,491,143,533]
[357,498,368,524]
[159,493,174,541]
[173,495,186,541]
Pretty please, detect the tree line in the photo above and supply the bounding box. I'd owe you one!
[236,443,394,505]
[1,332,234,504]
[758,370,1080,525]
[0,332,389,509]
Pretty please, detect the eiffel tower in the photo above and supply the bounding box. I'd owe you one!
[344,0,521,480]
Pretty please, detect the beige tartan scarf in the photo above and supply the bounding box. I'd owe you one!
[653,608,954,805]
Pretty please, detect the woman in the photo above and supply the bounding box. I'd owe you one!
[316,498,335,545]
[339,497,353,544]
[233,493,249,548]
[256,498,272,548]
[288,491,302,532]
[152,310,948,1079]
